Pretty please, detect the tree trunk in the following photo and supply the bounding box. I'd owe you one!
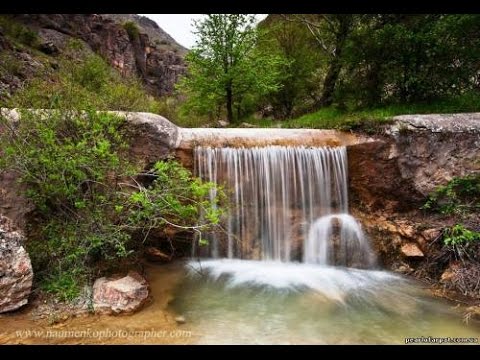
[318,56,343,107]
[318,16,352,108]
[226,84,233,123]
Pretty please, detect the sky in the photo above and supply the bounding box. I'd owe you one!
[140,14,267,49]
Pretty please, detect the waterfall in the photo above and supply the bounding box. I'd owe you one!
[194,145,375,268]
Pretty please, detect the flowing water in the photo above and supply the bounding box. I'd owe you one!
[179,145,480,344]
[194,146,351,261]
[171,259,480,344]
[1,145,478,344]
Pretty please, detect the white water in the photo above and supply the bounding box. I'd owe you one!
[174,259,479,344]
[304,214,376,268]
[188,259,402,304]
[194,145,374,267]
[181,145,479,344]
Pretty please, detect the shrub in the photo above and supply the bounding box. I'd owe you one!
[0,108,223,300]
[0,15,39,47]
[123,21,140,40]
[443,224,480,247]
[7,52,161,113]
[422,174,480,215]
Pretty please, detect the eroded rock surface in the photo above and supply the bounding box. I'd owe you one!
[0,215,33,313]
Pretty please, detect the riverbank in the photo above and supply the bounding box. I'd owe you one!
[0,262,195,345]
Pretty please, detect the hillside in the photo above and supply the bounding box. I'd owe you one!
[103,14,188,54]
[0,14,186,101]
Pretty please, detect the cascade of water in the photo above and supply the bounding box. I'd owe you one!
[304,214,376,268]
[194,145,375,268]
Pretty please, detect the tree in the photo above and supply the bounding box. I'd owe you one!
[285,14,356,108]
[258,15,321,119]
[341,14,480,106]
[178,14,284,123]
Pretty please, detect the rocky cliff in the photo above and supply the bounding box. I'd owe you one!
[0,14,186,100]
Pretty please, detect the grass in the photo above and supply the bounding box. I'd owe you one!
[241,92,480,131]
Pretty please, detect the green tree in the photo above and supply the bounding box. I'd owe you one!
[258,15,321,119]
[285,14,356,108]
[341,14,480,106]
[178,14,284,123]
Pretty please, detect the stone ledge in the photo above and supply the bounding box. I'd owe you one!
[392,113,480,133]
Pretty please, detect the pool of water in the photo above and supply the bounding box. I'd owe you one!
[171,259,480,344]
[1,260,478,344]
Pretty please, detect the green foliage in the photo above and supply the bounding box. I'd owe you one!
[0,53,23,77]
[0,106,223,300]
[340,14,480,106]
[0,109,136,297]
[6,50,161,112]
[242,92,480,130]
[123,21,140,40]
[422,175,480,215]
[41,271,81,302]
[257,16,322,119]
[125,160,225,237]
[177,14,285,123]
[239,14,480,123]
[0,15,39,47]
[443,225,480,247]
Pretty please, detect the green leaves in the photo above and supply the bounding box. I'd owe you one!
[422,175,480,215]
[126,160,225,232]
[443,225,480,247]
[177,14,285,122]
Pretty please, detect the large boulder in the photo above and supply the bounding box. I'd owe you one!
[93,271,149,315]
[0,215,33,313]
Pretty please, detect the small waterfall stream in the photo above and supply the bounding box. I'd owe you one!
[168,144,480,344]
[194,145,374,267]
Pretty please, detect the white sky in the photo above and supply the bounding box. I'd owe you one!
[140,14,267,49]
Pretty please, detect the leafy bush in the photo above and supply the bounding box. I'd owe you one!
[443,224,480,246]
[422,175,480,215]
[7,51,161,113]
[0,15,39,47]
[0,107,224,300]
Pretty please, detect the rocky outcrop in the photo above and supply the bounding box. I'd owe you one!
[0,215,33,313]
[348,113,480,214]
[92,271,149,314]
[1,14,186,99]
[119,111,179,166]
[400,243,424,258]
[348,114,480,300]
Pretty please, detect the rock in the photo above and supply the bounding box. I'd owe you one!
[8,14,186,98]
[395,264,414,274]
[393,113,480,134]
[421,228,442,242]
[121,111,179,162]
[144,247,171,263]
[240,122,256,128]
[400,243,424,258]
[217,120,229,128]
[395,221,416,239]
[348,115,480,213]
[175,315,186,324]
[39,41,59,55]
[92,271,149,315]
[0,215,33,313]
[440,262,461,283]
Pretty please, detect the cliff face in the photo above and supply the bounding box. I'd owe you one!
[0,14,186,99]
